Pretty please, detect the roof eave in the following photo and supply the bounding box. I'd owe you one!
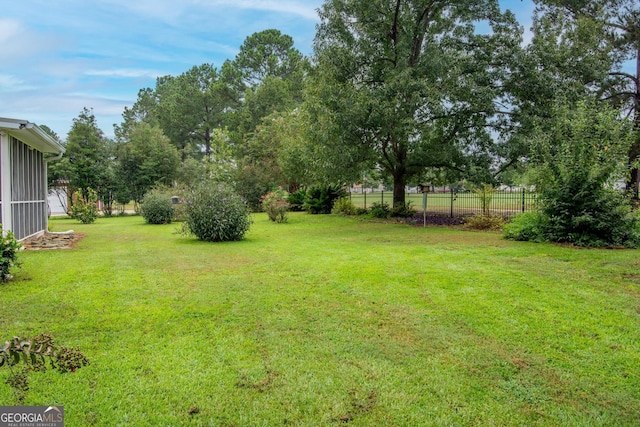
[0,118,65,155]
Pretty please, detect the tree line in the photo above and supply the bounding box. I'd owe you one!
[48,0,640,216]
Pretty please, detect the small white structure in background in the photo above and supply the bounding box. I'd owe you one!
[0,118,65,240]
[48,186,68,216]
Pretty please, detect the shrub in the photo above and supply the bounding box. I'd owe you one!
[503,212,548,242]
[288,189,307,212]
[526,98,639,247]
[332,197,358,216]
[304,185,346,214]
[181,181,252,242]
[141,189,174,224]
[0,225,21,282]
[464,214,506,231]
[540,186,640,247]
[369,202,391,219]
[390,201,417,218]
[262,189,290,223]
[69,188,98,224]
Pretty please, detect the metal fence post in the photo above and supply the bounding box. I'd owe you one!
[450,189,454,218]
[522,188,525,213]
[423,191,427,227]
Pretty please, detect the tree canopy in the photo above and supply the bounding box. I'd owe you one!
[116,122,180,205]
[533,0,640,196]
[307,0,523,207]
[60,108,110,201]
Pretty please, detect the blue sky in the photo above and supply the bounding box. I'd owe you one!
[1,0,535,140]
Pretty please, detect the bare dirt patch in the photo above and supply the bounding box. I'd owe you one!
[22,232,86,251]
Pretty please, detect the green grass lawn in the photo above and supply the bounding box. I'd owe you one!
[1,213,639,426]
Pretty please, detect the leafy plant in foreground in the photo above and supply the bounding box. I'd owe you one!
[0,226,21,282]
[1,334,89,403]
[503,212,550,243]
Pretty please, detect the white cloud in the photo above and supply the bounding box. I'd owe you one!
[201,0,320,21]
[0,0,322,139]
[0,74,37,92]
[1,90,131,138]
[0,18,61,59]
[0,19,22,43]
[99,0,320,22]
[85,69,162,79]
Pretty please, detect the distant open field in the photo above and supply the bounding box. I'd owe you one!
[349,190,536,217]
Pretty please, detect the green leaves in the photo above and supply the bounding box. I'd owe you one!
[0,225,21,282]
[533,0,640,195]
[117,122,180,204]
[181,181,253,242]
[310,0,523,206]
[235,29,304,86]
[140,188,175,225]
[63,108,111,200]
[262,189,290,223]
[1,334,89,403]
[525,98,639,247]
[69,188,99,224]
[154,63,238,160]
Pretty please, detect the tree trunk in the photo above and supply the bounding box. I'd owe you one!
[205,127,212,159]
[628,147,640,200]
[392,171,406,208]
[628,46,640,200]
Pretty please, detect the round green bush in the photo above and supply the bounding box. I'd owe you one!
[141,189,174,224]
[182,181,252,242]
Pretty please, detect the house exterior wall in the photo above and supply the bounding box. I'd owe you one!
[0,132,9,234]
[0,118,64,241]
[10,136,47,240]
[0,134,48,240]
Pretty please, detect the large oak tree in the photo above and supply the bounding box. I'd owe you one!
[308,0,522,207]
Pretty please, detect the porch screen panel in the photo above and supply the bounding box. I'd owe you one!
[11,137,46,240]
